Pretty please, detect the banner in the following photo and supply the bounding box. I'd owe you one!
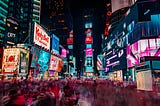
[31,46,40,68]
[38,50,50,72]
[52,34,59,54]
[2,48,20,74]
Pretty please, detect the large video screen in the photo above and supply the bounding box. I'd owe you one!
[31,46,40,68]
[2,48,20,74]
[38,50,51,72]
[127,38,160,68]
[52,34,59,54]
[34,23,50,50]
[49,55,63,72]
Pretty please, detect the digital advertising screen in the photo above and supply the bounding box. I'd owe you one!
[19,49,29,74]
[61,48,67,58]
[86,48,93,57]
[111,0,132,13]
[31,46,40,68]
[49,55,64,72]
[106,49,127,71]
[127,38,160,68]
[2,48,20,74]
[52,34,59,54]
[34,23,50,50]
[38,50,51,72]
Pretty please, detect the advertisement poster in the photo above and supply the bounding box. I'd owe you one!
[31,46,40,68]
[127,38,160,68]
[49,55,59,71]
[2,48,20,74]
[86,48,93,57]
[137,70,153,91]
[34,23,50,50]
[52,34,59,54]
[19,49,29,74]
[38,50,50,72]
[57,58,64,72]
[49,56,63,72]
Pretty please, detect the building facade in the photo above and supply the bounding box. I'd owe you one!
[102,0,160,81]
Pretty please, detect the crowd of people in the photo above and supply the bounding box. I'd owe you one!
[0,77,160,106]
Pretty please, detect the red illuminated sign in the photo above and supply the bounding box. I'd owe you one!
[67,37,73,44]
[85,36,93,44]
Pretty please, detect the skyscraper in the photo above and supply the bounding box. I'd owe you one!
[41,0,70,47]
[5,0,41,44]
[0,0,9,45]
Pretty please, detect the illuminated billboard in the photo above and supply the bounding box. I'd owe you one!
[61,48,67,58]
[52,34,59,54]
[19,49,29,74]
[34,23,50,50]
[38,50,51,72]
[97,55,104,70]
[86,48,93,57]
[67,37,73,44]
[2,48,20,74]
[127,38,160,68]
[49,55,63,72]
[5,17,19,45]
[31,46,40,68]
[85,36,93,44]
[106,49,127,71]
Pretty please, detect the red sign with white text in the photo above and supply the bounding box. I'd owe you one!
[34,23,50,50]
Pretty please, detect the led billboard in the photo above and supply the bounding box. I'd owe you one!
[52,34,59,54]
[2,48,20,74]
[38,50,51,72]
[85,36,93,44]
[127,38,160,68]
[86,48,93,57]
[34,23,50,50]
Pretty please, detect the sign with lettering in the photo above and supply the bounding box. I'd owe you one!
[2,48,20,74]
[34,23,50,50]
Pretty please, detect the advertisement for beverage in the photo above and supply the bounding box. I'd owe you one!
[34,23,50,50]
[2,48,20,74]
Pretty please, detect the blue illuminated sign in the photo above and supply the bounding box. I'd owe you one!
[52,34,59,54]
